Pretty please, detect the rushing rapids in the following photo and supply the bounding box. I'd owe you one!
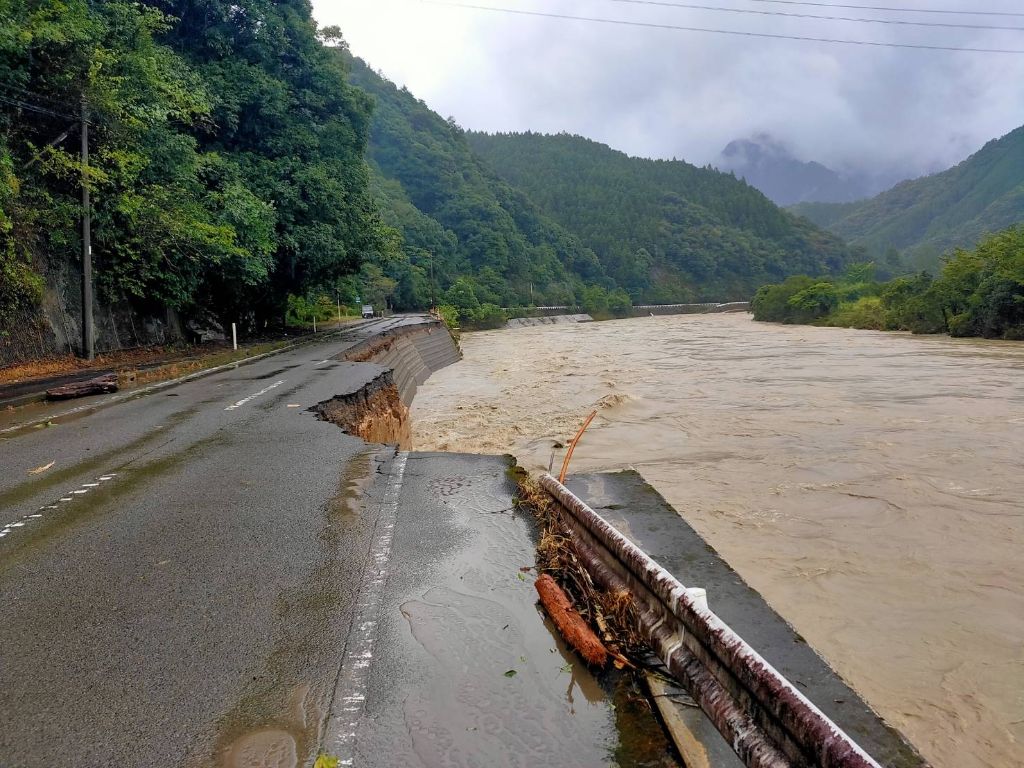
[411,312,1024,768]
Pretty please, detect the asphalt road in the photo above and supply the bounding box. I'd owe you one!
[0,316,426,767]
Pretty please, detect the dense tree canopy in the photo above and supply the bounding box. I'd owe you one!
[791,126,1024,271]
[751,226,1024,340]
[467,131,856,302]
[344,55,611,314]
[0,0,388,340]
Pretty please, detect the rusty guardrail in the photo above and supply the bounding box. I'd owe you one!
[539,473,883,768]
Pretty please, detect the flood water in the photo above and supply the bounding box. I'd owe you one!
[411,313,1024,768]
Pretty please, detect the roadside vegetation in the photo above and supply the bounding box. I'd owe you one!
[438,281,634,331]
[0,3,853,359]
[751,227,1024,340]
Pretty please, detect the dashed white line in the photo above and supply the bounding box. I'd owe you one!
[0,472,120,542]
[224,380,287,411]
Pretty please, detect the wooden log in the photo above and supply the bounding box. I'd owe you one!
[535,574,609,667]
[46,373,118,401]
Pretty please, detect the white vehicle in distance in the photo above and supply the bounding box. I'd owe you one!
[361,304,374,319]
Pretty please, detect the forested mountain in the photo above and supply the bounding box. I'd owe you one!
[791,126,1024,270]
[344,56,610,311]
[1,0,858,358]
[0,0,394,359]
[467,132,855,301]
[716,134,896,206]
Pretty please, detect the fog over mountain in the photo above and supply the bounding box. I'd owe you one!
[715,134,912,206]
[319,0,1024,187]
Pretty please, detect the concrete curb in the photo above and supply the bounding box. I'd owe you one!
[0,322,378,437]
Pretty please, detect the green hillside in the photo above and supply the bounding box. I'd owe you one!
[345,57,610,311]
[791,127,1024,269]
[0,0,386,348]
[467,131,855,302]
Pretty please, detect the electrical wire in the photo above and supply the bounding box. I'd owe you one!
[423,1,1024,53]
[741,0,1024,18]
[0,82,78,112]
[598,0,1024,31]
[0,93,76,121]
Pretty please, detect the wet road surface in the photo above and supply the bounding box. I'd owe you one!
[0,317,418,766]
[0,316,676,767]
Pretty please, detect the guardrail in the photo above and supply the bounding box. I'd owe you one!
[539,473,884,768]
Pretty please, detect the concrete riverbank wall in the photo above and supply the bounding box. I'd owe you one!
[313,318,461,446]
[337,319,461,405]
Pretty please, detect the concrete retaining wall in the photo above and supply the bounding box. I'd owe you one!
[340,320,461,405]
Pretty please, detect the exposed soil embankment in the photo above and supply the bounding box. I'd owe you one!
[313,370,411,447]
[313,319,460,447]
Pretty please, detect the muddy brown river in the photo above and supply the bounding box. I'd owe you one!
[411,313,1024,768]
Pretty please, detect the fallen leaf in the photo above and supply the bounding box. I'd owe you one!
[28,461,55,475]
[314,756,340,768]
[503,669,517,678]
[516,572,526,581]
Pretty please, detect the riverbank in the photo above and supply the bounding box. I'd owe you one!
[411,312,1024,768]
[750,227,1024,341]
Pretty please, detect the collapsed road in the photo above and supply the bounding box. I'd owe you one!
[0,316,676,767]
[0,314,929,768]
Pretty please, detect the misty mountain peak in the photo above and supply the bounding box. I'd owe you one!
[716,133,889,207]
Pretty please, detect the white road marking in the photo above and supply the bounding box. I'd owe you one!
[0,472,123,543]
[224,380,286,411]
[325,452,408,765]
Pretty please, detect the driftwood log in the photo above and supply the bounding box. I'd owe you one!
[535,574,609,667]
[46,373,118,401]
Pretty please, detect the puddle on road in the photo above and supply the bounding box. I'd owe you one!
[211,449,385,768]
[223,685,313,768]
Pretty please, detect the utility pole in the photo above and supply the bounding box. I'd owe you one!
[81,98,94,360]
[429,251,435,309]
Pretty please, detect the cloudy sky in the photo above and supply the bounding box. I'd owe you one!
[313,0,1024,180]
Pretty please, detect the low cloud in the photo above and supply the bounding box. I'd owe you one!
[316,0,1024,180]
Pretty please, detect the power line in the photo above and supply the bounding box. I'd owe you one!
[741,0,1024,18]
[598,0,1024,31]
[0,82,78,112]
[0,92,76,121]
[424,1,1024,52]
